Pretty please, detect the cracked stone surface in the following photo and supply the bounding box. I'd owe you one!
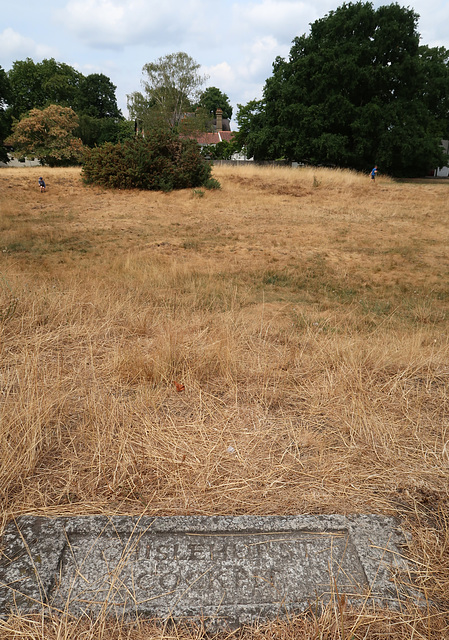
[0,515,417,627]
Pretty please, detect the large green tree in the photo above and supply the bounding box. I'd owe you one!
[7,58,47,119]
[197,86,233,120]
[7,58,82,119]
[239,2,449,176]
[6,59,124,148]
[128,52,208,130]
[74,73,124,147]
[235,99,267,159]
[75,73,121,119]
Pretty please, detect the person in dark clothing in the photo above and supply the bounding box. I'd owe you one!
[38,177,46,192]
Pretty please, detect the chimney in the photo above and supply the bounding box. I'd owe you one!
[216,108,223,132]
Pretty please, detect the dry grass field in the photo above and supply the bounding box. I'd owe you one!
[0,164,448,638]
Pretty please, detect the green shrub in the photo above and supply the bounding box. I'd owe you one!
[204,177,221,190]
[82,131,219,191]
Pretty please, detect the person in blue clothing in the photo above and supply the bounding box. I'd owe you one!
[38,176,46,192]
[370,166,378,180]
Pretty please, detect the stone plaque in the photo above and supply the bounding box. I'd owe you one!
[0,515,413,626]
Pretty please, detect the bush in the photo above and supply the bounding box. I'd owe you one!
[82,131,218,191]
[204,177,221,190]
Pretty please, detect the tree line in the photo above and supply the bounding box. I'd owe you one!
[2,2,449,176]
[0,57,133,163]
[0,53,234,165]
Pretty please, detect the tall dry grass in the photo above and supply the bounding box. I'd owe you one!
[0,165,448,638]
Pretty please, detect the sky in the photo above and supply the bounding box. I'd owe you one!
[1,0,449,126]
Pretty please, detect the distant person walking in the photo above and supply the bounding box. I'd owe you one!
[370,166,378,181]
[38,176,46,192]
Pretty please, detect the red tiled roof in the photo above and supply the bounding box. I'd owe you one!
[184,131,235,145]
[219,131,234,142]
[193,133,221,145]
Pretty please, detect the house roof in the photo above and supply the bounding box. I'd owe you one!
[187,131,234,145]
[219,131,234,142]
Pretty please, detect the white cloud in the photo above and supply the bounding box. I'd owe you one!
[55,0,206,48]
[412,1,449,48]
[236,36,289,102]
[0,28,56,64]
[232,0,336,45]
[244,35,287,79]
[203,62,236,92]
[202,30,292,121]
[55,0,138,48]
[231,0,330,43]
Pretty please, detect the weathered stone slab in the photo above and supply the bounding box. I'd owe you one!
[0,515,414,627]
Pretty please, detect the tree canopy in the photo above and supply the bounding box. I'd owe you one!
[3,58,123,153]
[238,2,449,177]
[7,58,82,119]
[75,73,122,119]
[5,104,84,166]
[197,87,233,121]
[128,52,208,130]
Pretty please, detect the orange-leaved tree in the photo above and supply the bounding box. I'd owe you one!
[5,104,83,166]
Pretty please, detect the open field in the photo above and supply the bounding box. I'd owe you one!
[1,164,449,638]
